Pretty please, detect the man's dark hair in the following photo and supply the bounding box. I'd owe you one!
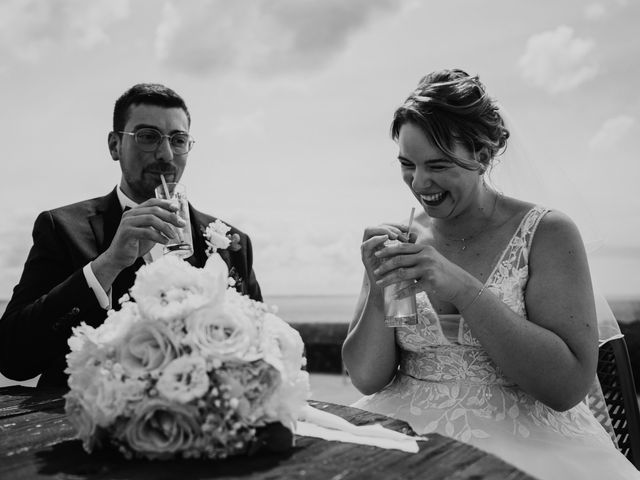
[113,83,191,133]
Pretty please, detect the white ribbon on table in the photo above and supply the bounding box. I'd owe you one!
[295,405,427,453]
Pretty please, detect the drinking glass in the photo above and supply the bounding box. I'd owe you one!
[154,182,194,258]
[383,239,418,327]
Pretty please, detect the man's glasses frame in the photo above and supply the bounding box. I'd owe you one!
[118,128,195,154]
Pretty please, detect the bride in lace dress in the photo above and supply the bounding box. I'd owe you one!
[343,69,640,479]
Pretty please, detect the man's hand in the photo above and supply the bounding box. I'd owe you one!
[90,199,185,291]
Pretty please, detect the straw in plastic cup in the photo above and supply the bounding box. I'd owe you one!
[383,207,418,327]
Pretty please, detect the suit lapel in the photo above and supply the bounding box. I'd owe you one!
[189,205,232,270]
[88,188,122,254]
[87,189,139,307]
[187,205,206,268]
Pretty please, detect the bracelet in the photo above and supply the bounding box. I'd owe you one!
[460,284,486,312]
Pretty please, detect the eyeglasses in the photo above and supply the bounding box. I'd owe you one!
[118,128,195,154]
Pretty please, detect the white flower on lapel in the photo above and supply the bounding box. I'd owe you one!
[203,219,241,256]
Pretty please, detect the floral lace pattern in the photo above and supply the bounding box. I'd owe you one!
[355,206,613,446]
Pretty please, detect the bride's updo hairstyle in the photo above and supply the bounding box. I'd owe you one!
[391,69,510,172]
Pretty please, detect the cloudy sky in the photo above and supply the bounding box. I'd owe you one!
[0,0,638,300]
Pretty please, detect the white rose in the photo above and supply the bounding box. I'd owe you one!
[184,304,256,362]
[118,320,180,377]
[121,399,200,459]
[156,356,210,404]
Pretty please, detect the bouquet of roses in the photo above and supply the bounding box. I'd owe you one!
[64,252,310,460]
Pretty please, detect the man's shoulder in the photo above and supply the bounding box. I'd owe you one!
[35,192,116,229]
[47,192,115,218]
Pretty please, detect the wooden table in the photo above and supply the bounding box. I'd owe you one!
[0,386,535,480]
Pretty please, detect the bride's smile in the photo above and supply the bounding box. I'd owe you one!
[419,191,446,206]
[397,122,486,220]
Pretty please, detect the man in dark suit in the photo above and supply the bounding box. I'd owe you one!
[0,83,262,387]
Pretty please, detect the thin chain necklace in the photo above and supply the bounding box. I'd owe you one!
[434,193,500,251]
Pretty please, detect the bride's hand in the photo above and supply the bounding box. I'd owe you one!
[360,224,413,284]
[372,242,475,304]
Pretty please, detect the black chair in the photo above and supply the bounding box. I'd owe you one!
[594,337,640,468]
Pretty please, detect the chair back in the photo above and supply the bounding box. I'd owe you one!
[596,337,640,468]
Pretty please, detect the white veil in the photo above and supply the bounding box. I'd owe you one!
[489,106,621,440]
[488,106,622,346]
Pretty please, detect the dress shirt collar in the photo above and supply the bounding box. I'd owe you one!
[116,186,139,211]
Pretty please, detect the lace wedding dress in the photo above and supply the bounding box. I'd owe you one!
[352,206,640,479]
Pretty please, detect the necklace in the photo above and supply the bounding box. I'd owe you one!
[433,193,500,251]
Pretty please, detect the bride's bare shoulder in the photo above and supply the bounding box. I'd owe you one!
[499,196,577,233]
[495,195,539,230]
[498,195,535,217]
[503,194,587,262]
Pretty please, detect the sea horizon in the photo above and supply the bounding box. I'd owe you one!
[1,293,639,390]
[1,293,639,323]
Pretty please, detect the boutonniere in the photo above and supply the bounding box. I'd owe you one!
[202,220,243,291]
[202,219,242,257]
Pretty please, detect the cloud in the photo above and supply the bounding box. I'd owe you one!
[155,0,398,76]
[221,213,363,295]
[518,26,598,94]
[588,115,637,151]
[211,111,267,138]
[0,0,130,63]
[584,0,632,20]
[584,3,607,20]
